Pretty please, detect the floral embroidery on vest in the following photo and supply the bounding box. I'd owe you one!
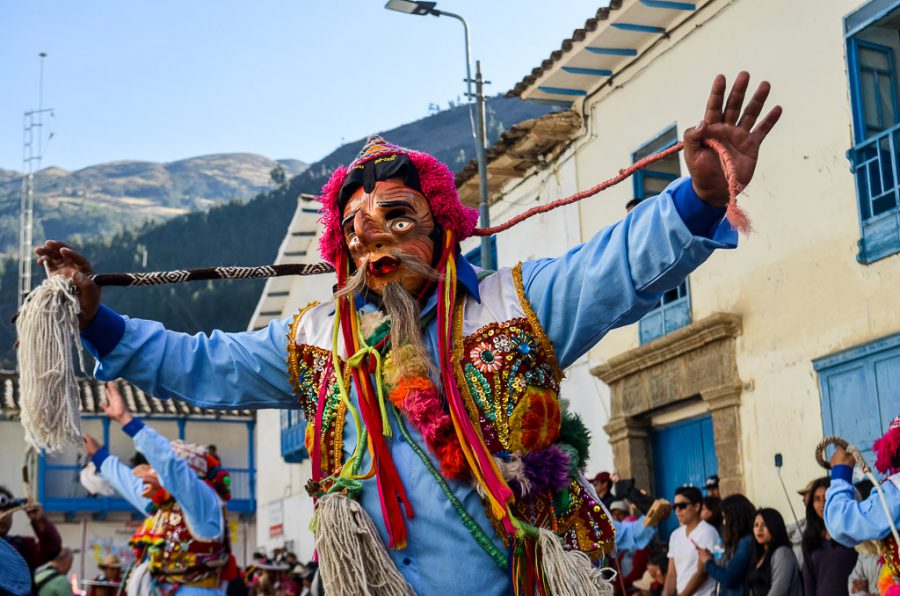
[450,264,615,558]
[286,263,616,560]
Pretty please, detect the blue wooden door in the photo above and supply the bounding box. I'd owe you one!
[651,415,719,539]
[817,339,900,468]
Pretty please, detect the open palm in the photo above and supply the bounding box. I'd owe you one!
[101,381,132,425]
[685,72,782,207]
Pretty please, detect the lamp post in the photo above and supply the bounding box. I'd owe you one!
[384,0,494,270]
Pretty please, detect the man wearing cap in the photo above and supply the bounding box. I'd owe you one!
[39,72,780,595]
[82,382,233,596]
[704,475,720,499]
[86,555,122,596]
[592,472,616,510]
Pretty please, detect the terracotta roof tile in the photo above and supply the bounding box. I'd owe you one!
[0,370,254,419]
[507,1,624,98]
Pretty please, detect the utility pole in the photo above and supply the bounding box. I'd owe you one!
[18,52,54,308]
[469,60,493,270]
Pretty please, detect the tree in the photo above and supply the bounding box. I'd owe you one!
[270,164,287,188]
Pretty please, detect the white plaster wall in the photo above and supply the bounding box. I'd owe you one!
[568,0,889,510]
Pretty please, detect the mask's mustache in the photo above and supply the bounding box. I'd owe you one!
[335,252,443,299]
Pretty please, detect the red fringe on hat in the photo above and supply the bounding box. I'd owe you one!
[316,148,478,266]
[874,425,900,474]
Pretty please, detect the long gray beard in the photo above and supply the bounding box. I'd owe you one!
[334,253,443,377]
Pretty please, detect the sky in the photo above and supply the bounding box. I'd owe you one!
[1,1,605,172]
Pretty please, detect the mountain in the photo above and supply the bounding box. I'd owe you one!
[293,96,554,195]
[0,153,308,256]
[0,96,556,366]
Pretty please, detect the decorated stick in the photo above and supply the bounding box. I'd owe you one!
[87,138,746,288]
[90,262,336,287]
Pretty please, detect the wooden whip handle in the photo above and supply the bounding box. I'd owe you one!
[815,436,849,470]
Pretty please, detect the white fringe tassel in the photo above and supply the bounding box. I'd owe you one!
[315,493,414,596]
[538,528,615,596]
[16,275,85,452]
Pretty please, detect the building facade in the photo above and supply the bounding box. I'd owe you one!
[501,0,900,513]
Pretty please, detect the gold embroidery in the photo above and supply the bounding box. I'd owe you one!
[512,263,564,383]
[286,301,321,403]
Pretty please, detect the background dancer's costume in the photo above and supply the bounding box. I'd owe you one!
[825,417,900,593]
[91,420,232,596]
[80,137,736,594]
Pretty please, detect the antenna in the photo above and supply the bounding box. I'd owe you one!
[18,52,55,309]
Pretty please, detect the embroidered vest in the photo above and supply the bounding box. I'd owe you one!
[287,264,615,560]
[130,499,229,588]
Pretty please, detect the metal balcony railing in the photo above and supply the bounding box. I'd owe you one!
[39,462,256,515]
[849,122,900,263]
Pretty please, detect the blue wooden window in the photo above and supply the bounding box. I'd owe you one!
[281,409,309,463]
[639,279,691,344]
[651,415,718,540]
[846,4,900,263]
[632,125,680,202]
[463,235,498,269]
[814,332,900,469]
[632,125,691,343]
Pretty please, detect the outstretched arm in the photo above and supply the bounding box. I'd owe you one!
[825,465,900,545]
[84,434,151,515]
[35,241,297,411]
[522,72,781,368]
[103,382,223,539]
[613,517,656,552]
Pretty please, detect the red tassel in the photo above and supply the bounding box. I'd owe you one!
[334,257,413,549]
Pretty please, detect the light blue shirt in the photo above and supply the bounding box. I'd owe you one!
[825,464,900,546]
[82,176,736,595]
[93,421,224,596]
[614,517,657,552]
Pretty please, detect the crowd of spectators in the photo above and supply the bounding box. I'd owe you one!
[592,471,875,596]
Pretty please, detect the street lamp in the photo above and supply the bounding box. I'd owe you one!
[385,0,494,270]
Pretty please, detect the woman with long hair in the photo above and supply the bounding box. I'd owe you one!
[747,508,802,596]
[802,476,858,595]
[697,494,756,596]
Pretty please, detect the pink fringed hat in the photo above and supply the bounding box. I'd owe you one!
[874,416,900,474]
[317,135,478,265]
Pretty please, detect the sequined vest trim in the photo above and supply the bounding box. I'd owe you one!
[286,264,616,559]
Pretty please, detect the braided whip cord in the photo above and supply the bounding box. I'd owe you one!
[474,138,747,236]
[87,139,745,287]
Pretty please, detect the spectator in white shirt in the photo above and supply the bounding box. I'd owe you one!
[664,486,719,596]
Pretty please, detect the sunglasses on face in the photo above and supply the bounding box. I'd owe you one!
[673,502,693,510]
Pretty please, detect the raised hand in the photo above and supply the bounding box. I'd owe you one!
[101,381,133,426]
[34,240,101,329]
[684,71,782,207]
[829,445,856,469]
[83,434,102,457]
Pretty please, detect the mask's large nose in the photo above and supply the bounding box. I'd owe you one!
[352,209,388,251]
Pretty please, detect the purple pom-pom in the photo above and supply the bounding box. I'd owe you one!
[522,445,571,494]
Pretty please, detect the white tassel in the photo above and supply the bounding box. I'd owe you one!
[537,528,615,596]
[16,275,85,452]
[315,493,414,596]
